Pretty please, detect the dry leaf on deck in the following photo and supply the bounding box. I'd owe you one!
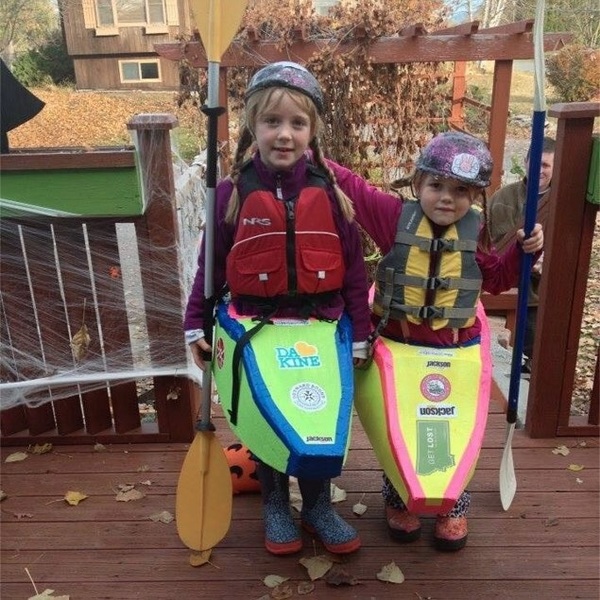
[64,491,88,506]
[325,564,360,586]
[299,555,333,580]
[330,483,347,503]
[94,443,107,452]
[353,501,368,516]
[117,483,135,492]
[0,490,7,501]
[263,575,288,588]
[28,443,53,455]
[552,445,570,456]
[28,589,70,600]
[71,324,91,361]
[116,488,145,502]
[5,451,28,463]
[568,464,585,471]
[189,549,211,567]
[137,465,150,472]
[149,510,174,524]
[297,581,315,595]
[13,512,34,519]
[376,561,405,584]
[270,583,294,599]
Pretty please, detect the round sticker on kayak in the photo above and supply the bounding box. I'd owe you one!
[290,382,327,412]
[420,374,451,402]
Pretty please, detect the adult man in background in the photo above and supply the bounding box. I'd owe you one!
[488,136,556,373]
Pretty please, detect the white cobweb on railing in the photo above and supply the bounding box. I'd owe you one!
[0,132,208,410]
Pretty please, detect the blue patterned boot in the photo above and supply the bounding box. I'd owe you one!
[299,478,361,554]
[258,463,302,555]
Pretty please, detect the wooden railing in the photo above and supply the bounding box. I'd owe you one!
[485,103,599,437]
[0,115,200,446]
[1,104,597,445]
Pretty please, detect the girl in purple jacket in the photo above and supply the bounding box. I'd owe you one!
[184,62,370,556]
[329,131,543,550]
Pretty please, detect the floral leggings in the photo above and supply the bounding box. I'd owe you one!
[382,474,471,517]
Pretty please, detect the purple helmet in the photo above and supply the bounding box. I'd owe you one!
[245,61,324,114]
[416,131,493,188]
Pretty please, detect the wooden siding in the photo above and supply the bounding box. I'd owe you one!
[1,387,598,600]
[72,55,180,90]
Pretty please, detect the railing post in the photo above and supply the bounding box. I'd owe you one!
[127,113,199,442]
[525,102,599,438]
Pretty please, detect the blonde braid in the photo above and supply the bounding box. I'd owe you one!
[225,127,254,224]
[310,139,355,222]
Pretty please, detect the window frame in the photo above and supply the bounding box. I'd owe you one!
[118,59,162,84]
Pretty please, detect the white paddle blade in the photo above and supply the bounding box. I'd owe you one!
[499,423,517,511]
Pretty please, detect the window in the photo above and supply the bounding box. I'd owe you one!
[119,60,161,83]
[95,0,166,27]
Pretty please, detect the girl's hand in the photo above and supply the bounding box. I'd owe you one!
[353,357,369,369]
[517,222,544,254]
[189,338,212,371]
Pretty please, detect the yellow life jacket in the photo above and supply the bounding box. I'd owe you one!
[373,201,482,331]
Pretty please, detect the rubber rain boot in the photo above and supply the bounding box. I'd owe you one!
[299,478,360,554]
[258,463,302,555]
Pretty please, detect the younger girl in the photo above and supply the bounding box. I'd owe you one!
[329,131,543,550]
[184,62,371,556]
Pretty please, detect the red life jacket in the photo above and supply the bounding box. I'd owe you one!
[226,163,345,301]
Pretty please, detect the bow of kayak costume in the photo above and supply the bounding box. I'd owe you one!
[184,62,371,556]
[329,131,543,551]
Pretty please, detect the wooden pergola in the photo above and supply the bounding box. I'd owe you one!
[156,19,571,192]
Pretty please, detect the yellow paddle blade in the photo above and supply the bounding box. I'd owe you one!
[189,0,248,63]
[176,431,233,551]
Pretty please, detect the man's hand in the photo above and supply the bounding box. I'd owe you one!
[189,338,212,370]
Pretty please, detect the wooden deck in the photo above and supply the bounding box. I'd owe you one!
[1,383,598,600]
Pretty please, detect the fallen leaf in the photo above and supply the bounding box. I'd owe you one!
[352,501,368,516]
[330,483,347,503]
[543,517,559,527]
[263,575,288,588]
[93,443,107,452]
[5,451,28,463]
[70,323,91,361]
[28,589,70,600]
[270,583,293,599]
[189,549,211,567]
[139,480,152,486]
[64,491,88,506]
[13,512,34,519]
[117,483,135,492]
[116,488,145,502]
[297,581,315,595]
[299,555,333,580]
[149,510,174,524]
[376,561,405,584]
[0,490,7,501]
[167,386,181,400]
[552,445,570,456]
[576,477,584,484]
[28,443,53,455]
[137,465,150,472]
[568,464,585,471]
[325,564,360,586]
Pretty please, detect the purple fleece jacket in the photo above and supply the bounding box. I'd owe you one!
[329,159,536,347]
[184,153,371,343]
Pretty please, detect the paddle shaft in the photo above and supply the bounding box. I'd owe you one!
[505,109,546,424]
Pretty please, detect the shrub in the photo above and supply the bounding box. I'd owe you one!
[13,30,74,87]
[546,44,600,103]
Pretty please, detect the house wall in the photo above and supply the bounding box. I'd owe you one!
[62,0,192,91]
[72,56,180,90]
